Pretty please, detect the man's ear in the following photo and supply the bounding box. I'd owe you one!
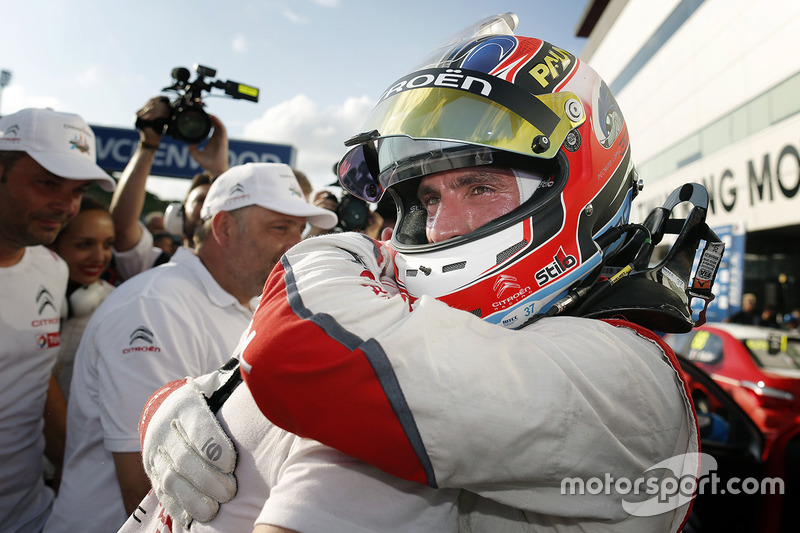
[211,211,235,247]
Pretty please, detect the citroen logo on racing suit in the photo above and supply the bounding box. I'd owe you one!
[493,275,521,298]
[492,274,532,310]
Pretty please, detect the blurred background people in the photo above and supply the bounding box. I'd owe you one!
[0,108,114,533]
[759,304,780,329]
[48,195,115,400]
[143,211,165,235]
[45,163,336,533]
[784,310,800,333]
[151,231,180,257]
[110,97,229,281]
[292,167,314,200]
[305,186,395,241]
[727,293,760,325]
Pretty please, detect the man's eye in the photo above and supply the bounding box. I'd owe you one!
[422,196,440,206]
[471,186,493,195]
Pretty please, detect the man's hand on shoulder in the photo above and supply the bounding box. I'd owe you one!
[139,370,239,527]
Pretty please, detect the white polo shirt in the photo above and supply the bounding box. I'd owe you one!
[0,246,67,533]
[45,247,253,533]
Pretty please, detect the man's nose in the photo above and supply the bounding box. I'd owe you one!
[426,199,472,243]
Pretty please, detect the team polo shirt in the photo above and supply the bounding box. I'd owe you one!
[45,247,253,533]
[0,246,67,533]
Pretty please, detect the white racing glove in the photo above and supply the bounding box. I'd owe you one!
[139,361,241,527]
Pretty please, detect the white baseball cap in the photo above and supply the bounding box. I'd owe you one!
[0,108,115,191]
[201,163,338,229]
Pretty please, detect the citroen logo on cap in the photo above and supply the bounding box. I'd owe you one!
[230,183,245,195]
[4,124,20,136]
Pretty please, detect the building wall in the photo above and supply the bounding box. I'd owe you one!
[580,0,800,315]
[583,0,800,223]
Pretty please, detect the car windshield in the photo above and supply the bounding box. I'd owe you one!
[744,335,800,371]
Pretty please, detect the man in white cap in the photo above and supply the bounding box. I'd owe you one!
[45,163,337,533]
[0,108,115,533]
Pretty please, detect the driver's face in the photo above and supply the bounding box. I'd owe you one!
[417,167,520,243]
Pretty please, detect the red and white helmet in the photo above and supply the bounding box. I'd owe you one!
[337,13,640,328]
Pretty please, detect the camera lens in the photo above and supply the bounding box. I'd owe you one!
[171,104,211,143]
[337,194,370,231]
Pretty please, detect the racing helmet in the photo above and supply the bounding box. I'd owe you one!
[337,13,640,328]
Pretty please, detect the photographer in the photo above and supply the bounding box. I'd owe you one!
[306,189,387,240]
[110,96,229,281]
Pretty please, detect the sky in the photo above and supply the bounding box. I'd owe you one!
[0,0,589,200]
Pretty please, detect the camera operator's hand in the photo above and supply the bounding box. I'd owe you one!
[188,115,229,179]
[313,190,339,212]
[135,96,170,147]
[305,191,339,238]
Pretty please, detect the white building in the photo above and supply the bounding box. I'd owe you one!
[576,0,800,320]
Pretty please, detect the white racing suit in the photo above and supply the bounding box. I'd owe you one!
[238,232,700,532]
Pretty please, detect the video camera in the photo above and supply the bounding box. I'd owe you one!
[147,64,259,144]
[321,191,370,232]
[337,192,370,231]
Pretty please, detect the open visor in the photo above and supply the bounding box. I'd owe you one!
[338,69,585,202]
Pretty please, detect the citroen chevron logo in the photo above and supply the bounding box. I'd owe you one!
[5,124,19,136]
[130,326,155,346]
[493,275,521,298]
[230,183,245,195]
[36,287,56,315]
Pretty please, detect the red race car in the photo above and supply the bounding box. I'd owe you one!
[664,322,800,440]
[675,354,799,533]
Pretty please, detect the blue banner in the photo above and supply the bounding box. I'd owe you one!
[91,125,296,179]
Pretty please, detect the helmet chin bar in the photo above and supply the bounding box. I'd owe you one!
[532,182,725,333]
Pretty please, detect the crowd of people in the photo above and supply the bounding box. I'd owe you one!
[0,12,791,533]
[726,292,800,332]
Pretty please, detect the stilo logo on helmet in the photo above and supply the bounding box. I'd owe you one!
[337,14,639,330]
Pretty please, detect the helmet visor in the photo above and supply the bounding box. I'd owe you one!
[338,68,584,201]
